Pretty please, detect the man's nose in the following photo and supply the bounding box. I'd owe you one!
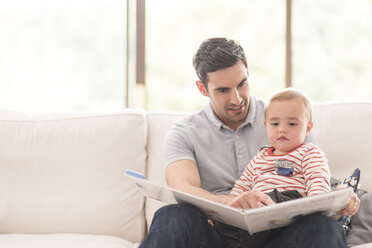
[230,88,242,105]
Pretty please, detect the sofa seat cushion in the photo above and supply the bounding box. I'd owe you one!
[0,234,135,248]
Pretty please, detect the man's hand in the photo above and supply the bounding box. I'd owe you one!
[338,192,360,216]
[334,184,360,216]
[228,190,276,209]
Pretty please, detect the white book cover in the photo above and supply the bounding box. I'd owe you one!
[125,169,352,234]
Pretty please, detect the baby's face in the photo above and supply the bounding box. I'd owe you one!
[264,99,312,155]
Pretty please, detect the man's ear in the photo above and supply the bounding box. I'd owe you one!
[196,81,209,96]
[306,121,314,136]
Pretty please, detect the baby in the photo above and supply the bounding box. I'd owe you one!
[231,88,331,199]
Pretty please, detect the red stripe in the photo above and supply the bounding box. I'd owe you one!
[231,143,330,196]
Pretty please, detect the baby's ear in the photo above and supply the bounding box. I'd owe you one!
[264,120,267,127]
[306,121,314,136]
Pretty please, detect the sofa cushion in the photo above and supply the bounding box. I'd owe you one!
[0,110,147,243]
[0,234,135,248]
[313,102,372,192]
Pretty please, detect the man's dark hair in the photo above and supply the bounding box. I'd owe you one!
[192,38,248,88]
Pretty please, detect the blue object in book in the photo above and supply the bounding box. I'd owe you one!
[126,169,146,180]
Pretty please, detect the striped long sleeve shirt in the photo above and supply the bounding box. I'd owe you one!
[230,143,331,197]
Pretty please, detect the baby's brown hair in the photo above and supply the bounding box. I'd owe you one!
[265,88,313,123]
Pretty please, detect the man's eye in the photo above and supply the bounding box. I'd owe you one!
[218,89,228,93]
[238,80,247,88]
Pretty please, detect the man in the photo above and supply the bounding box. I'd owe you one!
[139,38,359,248]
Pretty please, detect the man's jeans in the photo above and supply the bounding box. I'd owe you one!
[139,203,346,248]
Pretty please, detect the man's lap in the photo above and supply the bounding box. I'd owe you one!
[141,203,346,248]
[140,203,223,248]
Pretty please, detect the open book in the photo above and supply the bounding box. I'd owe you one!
[125,169,352,235]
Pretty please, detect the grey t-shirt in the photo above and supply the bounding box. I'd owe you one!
[164,96,269,195]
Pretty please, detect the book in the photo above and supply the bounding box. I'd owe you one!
[125,169,352,234]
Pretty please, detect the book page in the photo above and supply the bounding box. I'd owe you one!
[125,170,249,231]
[243,188,352,234]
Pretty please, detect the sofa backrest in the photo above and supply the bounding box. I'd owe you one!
[0,110,147,243]
[313,102,372,193]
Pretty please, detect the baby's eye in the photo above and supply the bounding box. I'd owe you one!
[289,123,298,126]
[270,122,279,126]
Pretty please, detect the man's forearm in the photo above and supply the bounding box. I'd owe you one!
[172,184,234,205]
[166,160,234,205]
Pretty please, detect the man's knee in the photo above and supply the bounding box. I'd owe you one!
[153,203,206,226]
[297,213,342,232]
[154,203,204,217]
[276,214,346,248]
[291,213,345,243]
[143,203,223,248]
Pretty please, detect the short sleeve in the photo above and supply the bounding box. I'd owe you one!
[163,122,196,168]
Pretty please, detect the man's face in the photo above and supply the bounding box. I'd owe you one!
[196,61,250,130]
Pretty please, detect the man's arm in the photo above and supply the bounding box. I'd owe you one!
[166,159,275,208]
[166,159,233,205]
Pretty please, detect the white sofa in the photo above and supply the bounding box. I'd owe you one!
[0,102,371,248]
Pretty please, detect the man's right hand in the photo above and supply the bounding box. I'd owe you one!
[228,190,276,209]
[166,160,275,208]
